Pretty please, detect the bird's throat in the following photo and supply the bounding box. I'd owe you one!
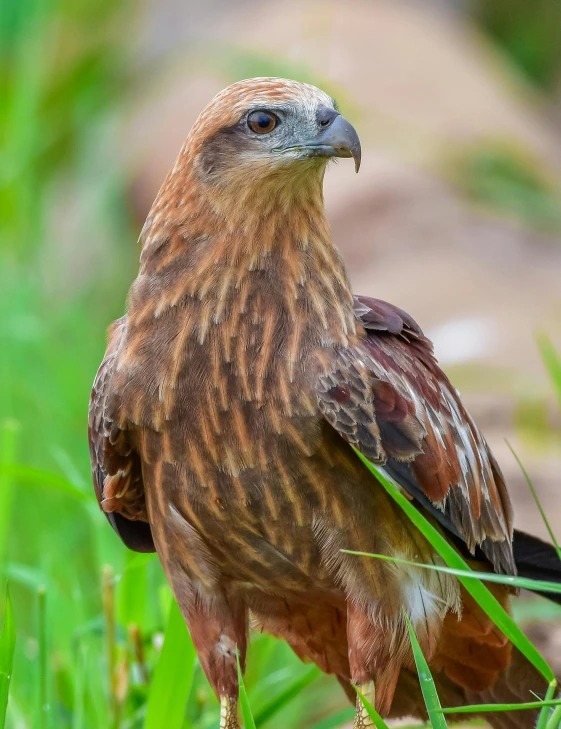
[137,192,357,355]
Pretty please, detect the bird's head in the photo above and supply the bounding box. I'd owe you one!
[186,78,361,195]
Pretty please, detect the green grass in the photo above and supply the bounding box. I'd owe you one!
[1,0,561,727]
[0,589,16,729]
[404,614,447,729]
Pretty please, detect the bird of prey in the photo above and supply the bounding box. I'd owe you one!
[89,77,561,729]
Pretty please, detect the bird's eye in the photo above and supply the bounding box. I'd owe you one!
[247,111,278,134]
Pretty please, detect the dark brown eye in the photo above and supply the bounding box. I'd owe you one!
[247,110,278,134]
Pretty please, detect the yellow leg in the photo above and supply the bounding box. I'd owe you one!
[354,681,376,729]
[219,696,240,729]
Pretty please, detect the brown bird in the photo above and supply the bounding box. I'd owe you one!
[89,78,560,729]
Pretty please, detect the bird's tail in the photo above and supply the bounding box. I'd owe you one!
[391,647,556,729]
[389,544,561,729]
[386,530,561,727]
[438,647,556,729]
[513,529,561,605]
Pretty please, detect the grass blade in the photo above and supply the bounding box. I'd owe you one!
[341,551,561,594]
[545,703,561,729]
[38,587,48,729]
[404,613,447,729]
[352,449,555,683]
[506,441,561,562]
[537,683,558,729]
[0,587,16,729]
[439,699,561,714]
[237,652,256,729]
[537,333,561,411]
[102,566,119,727]
[117,550,150,628]
[0,422,20,575]
[144,599,196,729]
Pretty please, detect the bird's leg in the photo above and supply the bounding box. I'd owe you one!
[219,695,239,729]
[148,501,249,729]
[347,602,377,729]
[166,572,247,729]
[347,602,399,727]
[354,681,376,729]
[184,592,247,729]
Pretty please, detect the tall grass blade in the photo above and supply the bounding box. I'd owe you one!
[0,421,20,575]
[404,613,447,729]
[236,652,256,729]
[439,699,561,714]
[117,550,150,628]
[38,587,48,729]
[71,645,88,729]
[102,566,119,727]
[506,441,561,562]
[545,702,561,729]
[144,599,196,729]
[341,551,561,594]
[537,333,561,410]
[0,587,16,729]
[352,449,555,683]
[537,683,558,729]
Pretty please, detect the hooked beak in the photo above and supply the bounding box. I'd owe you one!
[290,114,362,173]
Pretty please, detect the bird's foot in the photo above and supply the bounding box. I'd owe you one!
[354,681,376,728]
[219,696,240,729]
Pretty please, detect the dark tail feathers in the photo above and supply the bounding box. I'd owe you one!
[391,647,555,729]
[513,529,561,605]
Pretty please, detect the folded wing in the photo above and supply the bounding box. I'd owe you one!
[88,317,155,553]
[318,295,514,574]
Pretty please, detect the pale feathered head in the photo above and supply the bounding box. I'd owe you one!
[187,78,361,187]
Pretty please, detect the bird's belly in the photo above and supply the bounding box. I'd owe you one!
[175,462,338,593]
[143,409,459,641]
[148,430,421,595]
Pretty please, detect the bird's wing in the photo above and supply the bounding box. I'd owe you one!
[88,316,155,553]
[317,295,514,574]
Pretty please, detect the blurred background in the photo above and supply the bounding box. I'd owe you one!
[1,0,561,727]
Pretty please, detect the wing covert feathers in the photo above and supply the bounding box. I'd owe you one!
[319,296,515,574]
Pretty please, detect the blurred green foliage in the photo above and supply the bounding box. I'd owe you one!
[449,140,561,233]
[473,0,561,90]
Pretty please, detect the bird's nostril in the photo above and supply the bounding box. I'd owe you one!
[316,106,339,129]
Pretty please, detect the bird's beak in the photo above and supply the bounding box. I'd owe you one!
[292,115,362,173]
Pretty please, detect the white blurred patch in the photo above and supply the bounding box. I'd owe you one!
[428,316,498,365]
[402,580,442,625]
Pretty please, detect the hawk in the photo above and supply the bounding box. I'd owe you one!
[89,78,560,728]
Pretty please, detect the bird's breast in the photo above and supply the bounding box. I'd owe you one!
[119,254,361,587]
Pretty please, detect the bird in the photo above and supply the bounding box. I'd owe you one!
[89,77,561,729]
